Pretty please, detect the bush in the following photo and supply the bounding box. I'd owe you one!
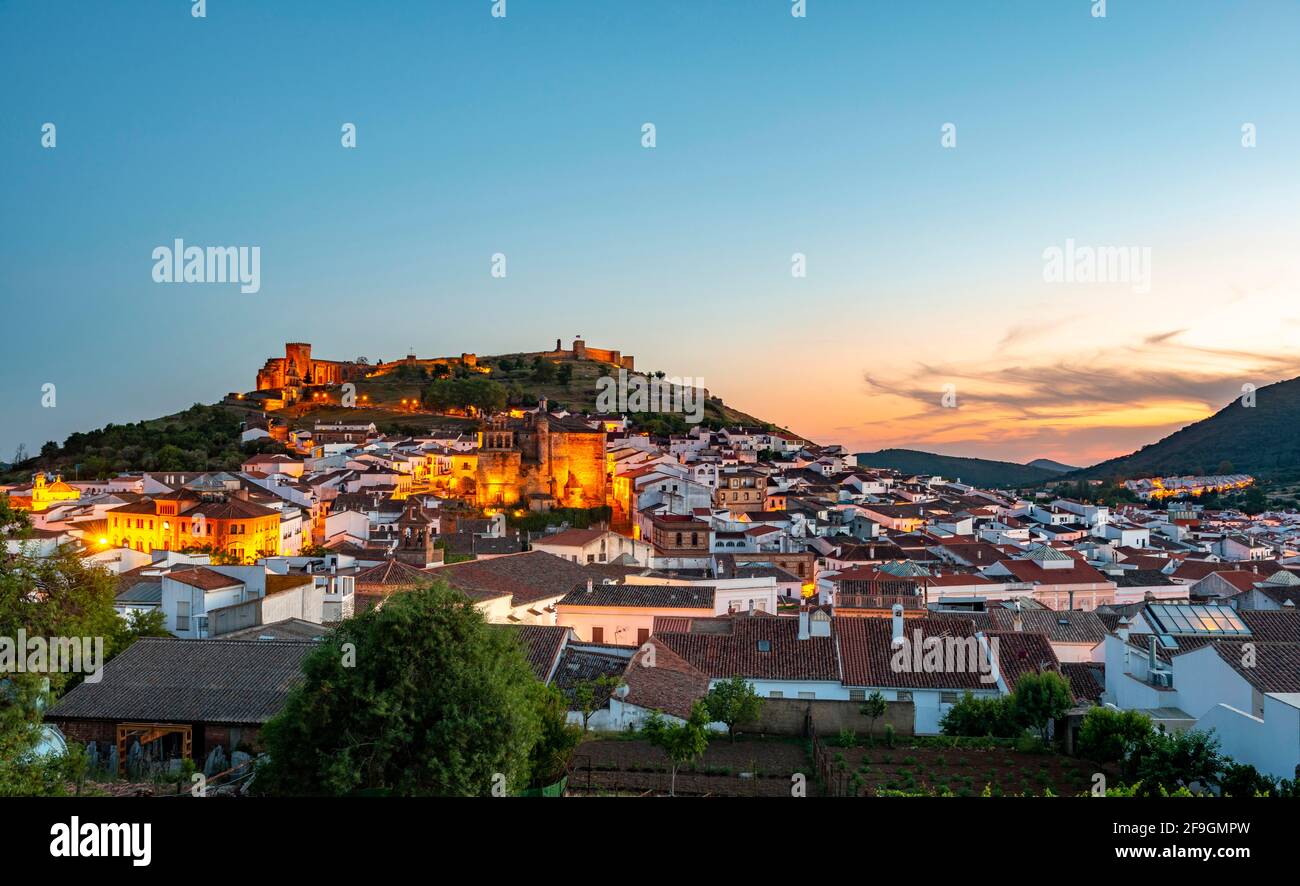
[1077,707,1153,764]
[1012,672,1072,741]
[940,693,1020,738]
[1219,761,1280,798]
[1123,728,1224,797]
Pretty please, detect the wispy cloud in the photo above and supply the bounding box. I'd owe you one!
[856,331,1300,464]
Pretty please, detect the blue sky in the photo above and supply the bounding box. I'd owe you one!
[3,1,1298,464]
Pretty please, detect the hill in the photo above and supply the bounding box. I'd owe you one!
[3,353,801,482]
[1072,375,1300,482]
[855,449,1059,487]
[1026,458,1081,474]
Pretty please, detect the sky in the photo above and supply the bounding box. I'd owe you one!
[2,0,1298,468]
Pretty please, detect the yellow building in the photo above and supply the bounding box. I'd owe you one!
[8,473,81,512]
[106,491,281,563]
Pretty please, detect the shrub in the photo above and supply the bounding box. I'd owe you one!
[1077,707,1153,764]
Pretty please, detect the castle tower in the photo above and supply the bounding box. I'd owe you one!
[285,342,313,384]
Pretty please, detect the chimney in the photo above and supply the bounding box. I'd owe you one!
[1148,635,1159,672]
[1117,615,1130,642]
[798,608,810,640]
[891,603,905,647]
[586,578,593,593]
[1013,598,1023,632]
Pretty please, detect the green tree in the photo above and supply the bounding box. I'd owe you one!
[532,357,557,383]
[1012,671,1072,741]
[702,675,764,742]
[1124,728,1224,797]
[1076,706,1152,764]
[1219,761,1279,797]
[643,702,711,797]
[859,691,888,743]
[527,685,582,789]
[250,581,547,796]
[940,693,1020,738]
[123,608,170,642]
[571,674,624,732]
[1242,485,1267,515]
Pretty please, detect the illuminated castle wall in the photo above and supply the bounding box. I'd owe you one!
[540,338,634,371]
[475,411,607,509]
[256,342,363,392]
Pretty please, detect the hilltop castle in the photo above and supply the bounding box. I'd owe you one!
[251,339,631,409]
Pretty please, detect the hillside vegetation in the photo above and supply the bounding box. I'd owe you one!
[1072,376,1300,483]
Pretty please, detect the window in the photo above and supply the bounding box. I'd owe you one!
[940,691,959,704]
[896,691,913,702]
[849,689,866,701]
[797,692,815,700]
[176,600,190,631]
[769,691,784,699]
[591,627,604,643]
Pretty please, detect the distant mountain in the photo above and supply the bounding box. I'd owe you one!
[1026,458,1081,474]
[1073,375,1300,482]
[855,448,1059,488]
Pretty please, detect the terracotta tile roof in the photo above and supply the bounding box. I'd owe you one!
[621,642,710,719]
[652,616,694,634]
[166,566,244,592]
[1170,560,1264,581]
[998,559,1112,586]
[1198,570,1268,593]
[1211,641,1300,693]
[1061,662,1106,704]
[438,550,590,607]
[354,559,432,587]
[1239,609,1300,643]
[988,609,1108,645]
[986,631,1064,694]
[656,615,838,681]
[505,624,572,682]
[838,617,991,690]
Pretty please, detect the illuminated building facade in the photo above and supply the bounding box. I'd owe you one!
[8,473,81,512]
[474,408,607,509]
[106,491,281,562]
